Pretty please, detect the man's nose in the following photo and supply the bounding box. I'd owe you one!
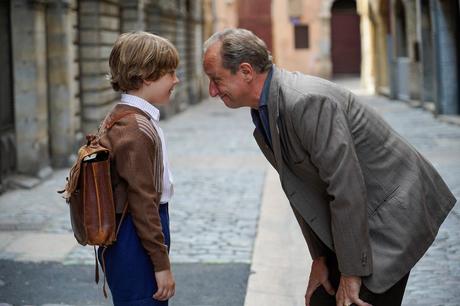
[208,81,219,97]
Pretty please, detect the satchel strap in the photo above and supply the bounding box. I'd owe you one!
[105,111,138,130]
[94,110,140,144]
[95,200,130,299]
[58,110,142,198]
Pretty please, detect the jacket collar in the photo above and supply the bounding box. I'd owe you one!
[263,66,284,176]
[259,67,273,108]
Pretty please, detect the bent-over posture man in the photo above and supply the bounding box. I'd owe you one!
[202,28,456,306]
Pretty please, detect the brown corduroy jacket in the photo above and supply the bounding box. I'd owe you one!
[99,103,170,272]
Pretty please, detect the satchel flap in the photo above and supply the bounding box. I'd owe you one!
[59,110,138,201]
[61,141,110,200]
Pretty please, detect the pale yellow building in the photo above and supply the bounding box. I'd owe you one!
[213,0,239,31]
[210,0,363,79]
[273,0,363,79]
[272,0,330,77]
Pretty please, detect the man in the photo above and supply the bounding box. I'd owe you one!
[202,28,456,306]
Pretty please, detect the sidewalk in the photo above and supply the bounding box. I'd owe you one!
[244,167,308,306]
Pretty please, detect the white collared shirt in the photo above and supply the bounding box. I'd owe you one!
[120,94,174,204]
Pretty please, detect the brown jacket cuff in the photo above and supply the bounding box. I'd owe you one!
[150,247,171,272]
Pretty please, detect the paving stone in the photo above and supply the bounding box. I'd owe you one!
[5,233,76,262]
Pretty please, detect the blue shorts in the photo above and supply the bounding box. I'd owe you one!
[98,204,170,306]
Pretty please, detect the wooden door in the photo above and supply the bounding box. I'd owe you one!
[331,0,362,75]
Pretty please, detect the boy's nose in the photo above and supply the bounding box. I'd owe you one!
[208,81,219,97]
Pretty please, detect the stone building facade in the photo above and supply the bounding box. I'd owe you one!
[359,0,459,116]
[212,0,459,119]
[0,0,209,191]
[211,0,363,78]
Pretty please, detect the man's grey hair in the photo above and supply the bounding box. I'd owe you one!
[203,28,273,74]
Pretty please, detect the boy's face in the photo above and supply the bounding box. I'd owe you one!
[144,71,180,105]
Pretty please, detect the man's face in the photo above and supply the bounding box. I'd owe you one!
[203,42,251,109]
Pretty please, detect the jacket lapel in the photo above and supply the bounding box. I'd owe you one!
[253,129,277,169]
[267,67,284,176]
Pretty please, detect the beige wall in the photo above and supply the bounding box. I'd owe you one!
[214,0,238,31]
[211,0,339,78]
[358,0,376,92]
[359,0,392,94]
[203,0,215,40]
[272,0,331,77]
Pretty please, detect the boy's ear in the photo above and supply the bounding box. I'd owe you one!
[143,79,152,86]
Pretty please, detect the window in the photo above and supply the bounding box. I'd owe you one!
[294,25,309,49]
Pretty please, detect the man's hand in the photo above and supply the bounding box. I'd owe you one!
[336,275,372,306]
[153,269,175,301]
[305,256,335,306]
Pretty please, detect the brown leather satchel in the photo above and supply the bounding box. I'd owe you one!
[59,111,135,246]
[58,111,138,298]
[62,135,116,246]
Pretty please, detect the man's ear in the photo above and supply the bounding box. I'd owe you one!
[239,63,254,82]
[143,79,152,86]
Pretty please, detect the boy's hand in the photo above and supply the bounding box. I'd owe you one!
[153,269,175,301]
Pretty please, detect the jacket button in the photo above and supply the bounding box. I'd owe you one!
[361,253,367,266]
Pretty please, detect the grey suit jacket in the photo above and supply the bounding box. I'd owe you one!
[253,67,456,293]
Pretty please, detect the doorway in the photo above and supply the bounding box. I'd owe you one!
[331,0,362,76]
[0,1,15,191]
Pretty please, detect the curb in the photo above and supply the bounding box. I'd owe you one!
[244,167,310,306]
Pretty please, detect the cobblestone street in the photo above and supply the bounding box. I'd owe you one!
[164,100,267,264]
[0,81,459,305]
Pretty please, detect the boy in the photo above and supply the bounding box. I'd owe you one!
[98,31,179,306]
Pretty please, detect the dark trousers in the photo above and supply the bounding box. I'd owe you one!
[98,204,170,306]
[311,250,409,306]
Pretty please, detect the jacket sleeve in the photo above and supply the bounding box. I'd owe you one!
[290,204,327,260]
[291,95,372,277]
[110,118,170,272]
